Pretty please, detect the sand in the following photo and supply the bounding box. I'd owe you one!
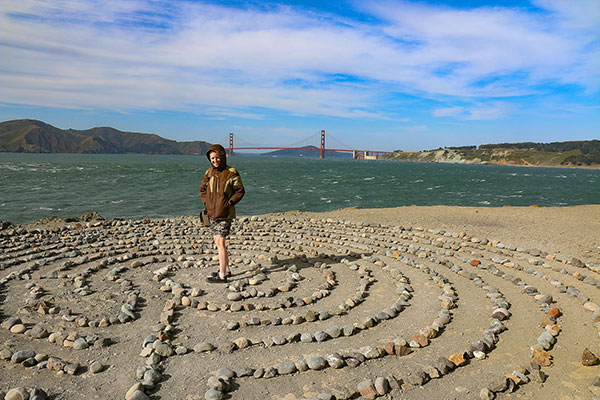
[1,205,599,400]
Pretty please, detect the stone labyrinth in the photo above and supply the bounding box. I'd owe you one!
[1,214,599,399]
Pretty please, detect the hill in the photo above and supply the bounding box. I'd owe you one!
[264,145,351,158]
[382,140,600,168]
[0,119,211,155]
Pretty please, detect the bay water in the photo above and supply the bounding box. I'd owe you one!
[1,153,598,225]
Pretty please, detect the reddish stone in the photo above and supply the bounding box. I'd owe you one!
[582,348,600,366]
[412,334,429,347]
[470,260,481,266]
[546,308,561,319]
[395,344,412,357]
[448,353,466,367]
[384,342,395,355]
[531,347,552,366]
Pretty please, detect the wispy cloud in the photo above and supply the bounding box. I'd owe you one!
[1,0,598,121]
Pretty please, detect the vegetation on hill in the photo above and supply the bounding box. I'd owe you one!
[382,140,600,167]
[0,119,212,155]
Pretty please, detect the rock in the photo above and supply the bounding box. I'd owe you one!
[326,353,345,369]
[0,349,12,360]
[488,377,509,393]
[64,363,79,375]
[480,388,495,399]
[306,356,327,370]
[207,376,227,391]
[583,348,600,366]
[72,338,88,350]
[449,353,467,367]
[276,361,297,375]
[374,376,389,395]
[263,366,278,378]
[194,342,215,352]
[127,390,150,400]
[154,342,173,357]
[1,317,21,330]
[143,368,162,383]
[531,347,552,366]
[90,360,103,373]
[357,380,377,399]
[11,350,36,363]
[406,370,428,386]
[314,331,329,342]
[5,387,28,400]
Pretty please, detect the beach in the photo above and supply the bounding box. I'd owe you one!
[1,205,599,399]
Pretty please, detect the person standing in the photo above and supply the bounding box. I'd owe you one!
[200,144,245,283]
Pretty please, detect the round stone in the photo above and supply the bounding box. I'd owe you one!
[306,356,327,370]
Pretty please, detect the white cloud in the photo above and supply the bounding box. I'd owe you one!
[434,106,464,118]
[0,0,598,120]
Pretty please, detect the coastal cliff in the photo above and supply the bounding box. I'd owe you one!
[383,141,600,168]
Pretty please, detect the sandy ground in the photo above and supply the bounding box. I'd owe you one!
[1,205,599,400]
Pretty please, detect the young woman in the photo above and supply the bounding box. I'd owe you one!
[200,144,245,283]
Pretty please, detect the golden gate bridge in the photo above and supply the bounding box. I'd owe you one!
[218,130,390,159]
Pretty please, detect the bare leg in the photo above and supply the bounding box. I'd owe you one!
[214,235,229,278]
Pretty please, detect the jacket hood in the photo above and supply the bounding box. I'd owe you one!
[206,144,227,170]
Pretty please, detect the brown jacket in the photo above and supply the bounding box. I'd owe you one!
[200,145,245,220]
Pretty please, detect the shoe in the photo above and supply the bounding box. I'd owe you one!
[206,275,228,283]
[212,270,232,278]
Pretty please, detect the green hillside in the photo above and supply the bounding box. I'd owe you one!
[0,119,212,155]
[383,140,600,167]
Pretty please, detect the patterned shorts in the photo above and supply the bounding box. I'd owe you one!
[210,219,232,237]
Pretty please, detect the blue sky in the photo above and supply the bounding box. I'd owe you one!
[1,0,598,152]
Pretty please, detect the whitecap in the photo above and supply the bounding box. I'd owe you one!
[39,207,54,211]
[478,201,491,205]
[111,200,124,204]
[413,179,423,183]
[364,177,375,181]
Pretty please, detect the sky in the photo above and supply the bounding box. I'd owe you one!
[1,0,599,152]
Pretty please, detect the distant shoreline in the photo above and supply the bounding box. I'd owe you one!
[382,158,600,170]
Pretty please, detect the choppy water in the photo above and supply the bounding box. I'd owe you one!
[1,153,598,224]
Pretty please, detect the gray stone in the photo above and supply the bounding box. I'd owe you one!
[11,350,36,363]
[406,370,429,386]
[128,390,150,400]
[295,360,308,372]
[64,363,79,375]
[263,366,278,378]
[216,368,235,379]
[300,333,313,343]
[326,353,345,369]
[306,356,328,370]
[314,331,329,342]
[72,338,88,350]
[143,368,162,383]
[29,325,49,339]
[276,361,297,375]
[194,342,215,352]
[154,342,173,357]
[90,360,103,373]
[204,389,224,400]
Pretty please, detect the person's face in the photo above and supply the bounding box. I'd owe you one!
[209,152,222,168]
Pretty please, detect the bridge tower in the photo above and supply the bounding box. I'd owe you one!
[320,129,325,159]
[228,132,233,156]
